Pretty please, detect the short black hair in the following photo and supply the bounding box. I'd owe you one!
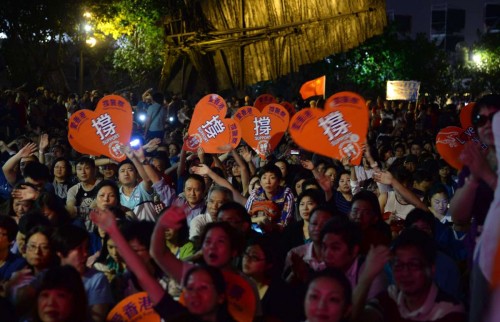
[0,216,18,242]
[404,208,436,235]
[185,173,206,193]
[52,225,89,257]
[351,190,382,221]
[18,212,50,235]
[76,156,96,168]
[392,228,437,265]
[217,201,251,225]
[258,163,283,181]
[121,220,155,248]
[23,162,50,181]
[320,217,362,251]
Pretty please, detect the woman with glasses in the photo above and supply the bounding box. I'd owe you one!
[7,225,58,318]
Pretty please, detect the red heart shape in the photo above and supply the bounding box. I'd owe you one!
[279,101,296,117]
[68,95,132,161]
[186,94,241,153]
[234,104,290,159]
[288,94,369,165]
[325,91,367,110]
[254,94,277,111]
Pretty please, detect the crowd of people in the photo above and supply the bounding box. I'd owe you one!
[0,86,498,322]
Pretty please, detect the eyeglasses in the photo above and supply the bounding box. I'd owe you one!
[243,251,265,262]
[26,243,50,253]
[391,259,426,272]
[473,113,496,127]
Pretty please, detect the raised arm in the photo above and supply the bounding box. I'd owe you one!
[2,142,37,185]
[38,133,49,166]
[90,209,165,304]
[240,146,257,176]
[351,245,389,322]
[232,149,250,196]
[301,159,333,201]
[191,164,247,205]
[373,170,428,211]
[150,205,188,284]
[125,145,153,193]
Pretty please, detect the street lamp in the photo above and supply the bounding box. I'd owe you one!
[79,12,96,95]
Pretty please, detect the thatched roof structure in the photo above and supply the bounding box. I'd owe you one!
[161,0,387,92]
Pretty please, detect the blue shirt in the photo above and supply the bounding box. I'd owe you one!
[119,182,152,210]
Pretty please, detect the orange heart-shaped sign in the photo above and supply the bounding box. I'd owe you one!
[68,95,132,161]
[460,102,475,129]
[436,126,465,170]
[325,91,367,110]
[288,98,369,165]
[436,125,488,170]
[107,292,160,322]
[254,94,277,111]
[234,104,289,159]
[186,94,241,153]
[279,101,296,117]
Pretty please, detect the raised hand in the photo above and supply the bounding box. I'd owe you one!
[144,138,161,152]
[17,142,37,158]
[190,164,210,176]
[240,146,253,162]
[12,185,39,201]
[132,145,146,161]
[39,133,49,152]
[122,144,135,160]
[341,156,352,167]
[158,204,187,230]
[373,170,393,185]
[360,245,390,282]
[90,208,118,233]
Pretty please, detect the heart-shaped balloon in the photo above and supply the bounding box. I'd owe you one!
[254,94,277,111]
[436,125,488,170]
[186,94,241,153]
[234,104,289,159]
[68,95,132,161]
[288,100,369,165]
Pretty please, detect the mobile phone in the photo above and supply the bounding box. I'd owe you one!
[290,149,300,155]
[251,223,263,234]
[130,139,141,148]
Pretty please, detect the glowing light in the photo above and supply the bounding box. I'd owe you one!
[86,37,97,47]
[84,24,92,32]
[83,12,92,19]
[472,53,482,65]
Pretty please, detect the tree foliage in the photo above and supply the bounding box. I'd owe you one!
[326,26,452,100]
[467,33,500,95]
[85,0,176,83]
[0,0,82,88]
